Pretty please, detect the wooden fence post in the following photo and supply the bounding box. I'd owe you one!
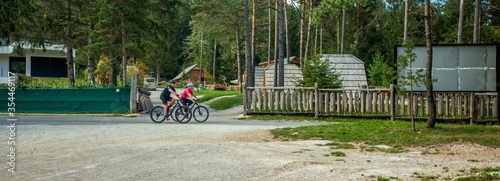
[243,83,247,116]
[470,92,475,125]
[315,83,319,118]
[129,74,138,113]
[390,84,395,121]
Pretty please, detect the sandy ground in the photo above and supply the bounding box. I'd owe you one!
[3,114,499,181]
[2,95,499,181]
[229,129,500,180]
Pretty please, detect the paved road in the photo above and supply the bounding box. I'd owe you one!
[4,94,493,180]
[0,111,324,181]
[0,90,330,180]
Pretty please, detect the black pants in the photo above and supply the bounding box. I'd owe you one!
[181,98,193,107]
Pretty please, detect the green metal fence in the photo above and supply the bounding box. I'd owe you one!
[0,88,130,113]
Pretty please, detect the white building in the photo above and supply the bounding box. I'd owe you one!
[0,42,74,83]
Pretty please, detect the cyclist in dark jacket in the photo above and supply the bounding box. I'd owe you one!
[160,80,179,121]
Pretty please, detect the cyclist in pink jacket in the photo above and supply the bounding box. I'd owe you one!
[180,83,198,107]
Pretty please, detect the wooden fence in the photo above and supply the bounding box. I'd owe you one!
[243,83,499,124]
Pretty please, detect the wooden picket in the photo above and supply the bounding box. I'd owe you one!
[243,84,498,123]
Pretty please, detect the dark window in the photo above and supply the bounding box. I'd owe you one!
[9,57,26,74]
[31,57,67,77]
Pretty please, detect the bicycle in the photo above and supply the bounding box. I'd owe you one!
[177,98,209,124]
[150,98,192,123]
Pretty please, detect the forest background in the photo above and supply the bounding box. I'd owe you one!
[0,0,498,88]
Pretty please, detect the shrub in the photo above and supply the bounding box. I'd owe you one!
[295,53,342,89]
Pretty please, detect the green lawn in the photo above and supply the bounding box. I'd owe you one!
[195,90,241,103]
[207,94,243,110]
[262,117,500,148]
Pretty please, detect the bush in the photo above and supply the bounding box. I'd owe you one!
[295,53,342,89]
[367,51,395,87]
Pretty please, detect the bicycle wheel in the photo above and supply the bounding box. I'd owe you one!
[169,107,179,122]
[175,106,192,124]
[150,106,166,123]
[193,106,209,123]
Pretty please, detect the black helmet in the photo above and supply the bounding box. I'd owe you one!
[169,79,176,84]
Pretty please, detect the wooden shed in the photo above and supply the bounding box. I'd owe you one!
[263,64,303,87]
[173,64,208,82]
[253,56,303,87]
[321,54,368,90]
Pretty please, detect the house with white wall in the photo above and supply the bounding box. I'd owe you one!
[0,42,74,83]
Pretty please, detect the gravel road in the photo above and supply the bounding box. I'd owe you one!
[2,91,499,181]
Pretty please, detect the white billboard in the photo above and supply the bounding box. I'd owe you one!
[395,44,498,91]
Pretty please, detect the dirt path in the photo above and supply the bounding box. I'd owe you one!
[228,129,500,180]
[2,95,499,180]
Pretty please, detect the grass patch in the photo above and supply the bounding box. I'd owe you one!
[327,151,346,157]
[360,145,407,153]
[317,142,355,149]
[421,149,440,155]
[455,167,500,181]
[247,114,321,122]
[375,177,390,181]
[207,94,243,110]
[443,167,450,172]
[268,118,500,148]
[195,90,241,103]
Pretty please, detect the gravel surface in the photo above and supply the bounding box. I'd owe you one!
[2,91,499,180]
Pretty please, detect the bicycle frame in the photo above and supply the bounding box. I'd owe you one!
[187,99,200,110]
[167,98,184,115]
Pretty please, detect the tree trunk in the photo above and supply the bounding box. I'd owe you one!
[457,0,465,43]
[403,0,412,130]
[341,9,345,54]
[299,0,305,67]
[121,0,127,87]
[87,56,94,85]
[213,38,217,84]
[404,0,408,41]
[473,0,481,43]
[268,0,272,66]
[304,0,312,60]
[87,22,95,85]
[236,10,242,92]
[356,0,360,55]
[337,18,340,53]
[274,0,279,87]
[66,0,75,88]
[314,24,318,53]
[156,66,160,86]
[278,0,285,87]
[284,0,290,62]
[110,53,117,86]
[251,0,256,86]
[320,26,323,54]
[200,32,203,84]
[244,0,254,87]
[425,0,436,128]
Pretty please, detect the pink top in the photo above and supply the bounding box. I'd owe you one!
[180,87,194,99]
